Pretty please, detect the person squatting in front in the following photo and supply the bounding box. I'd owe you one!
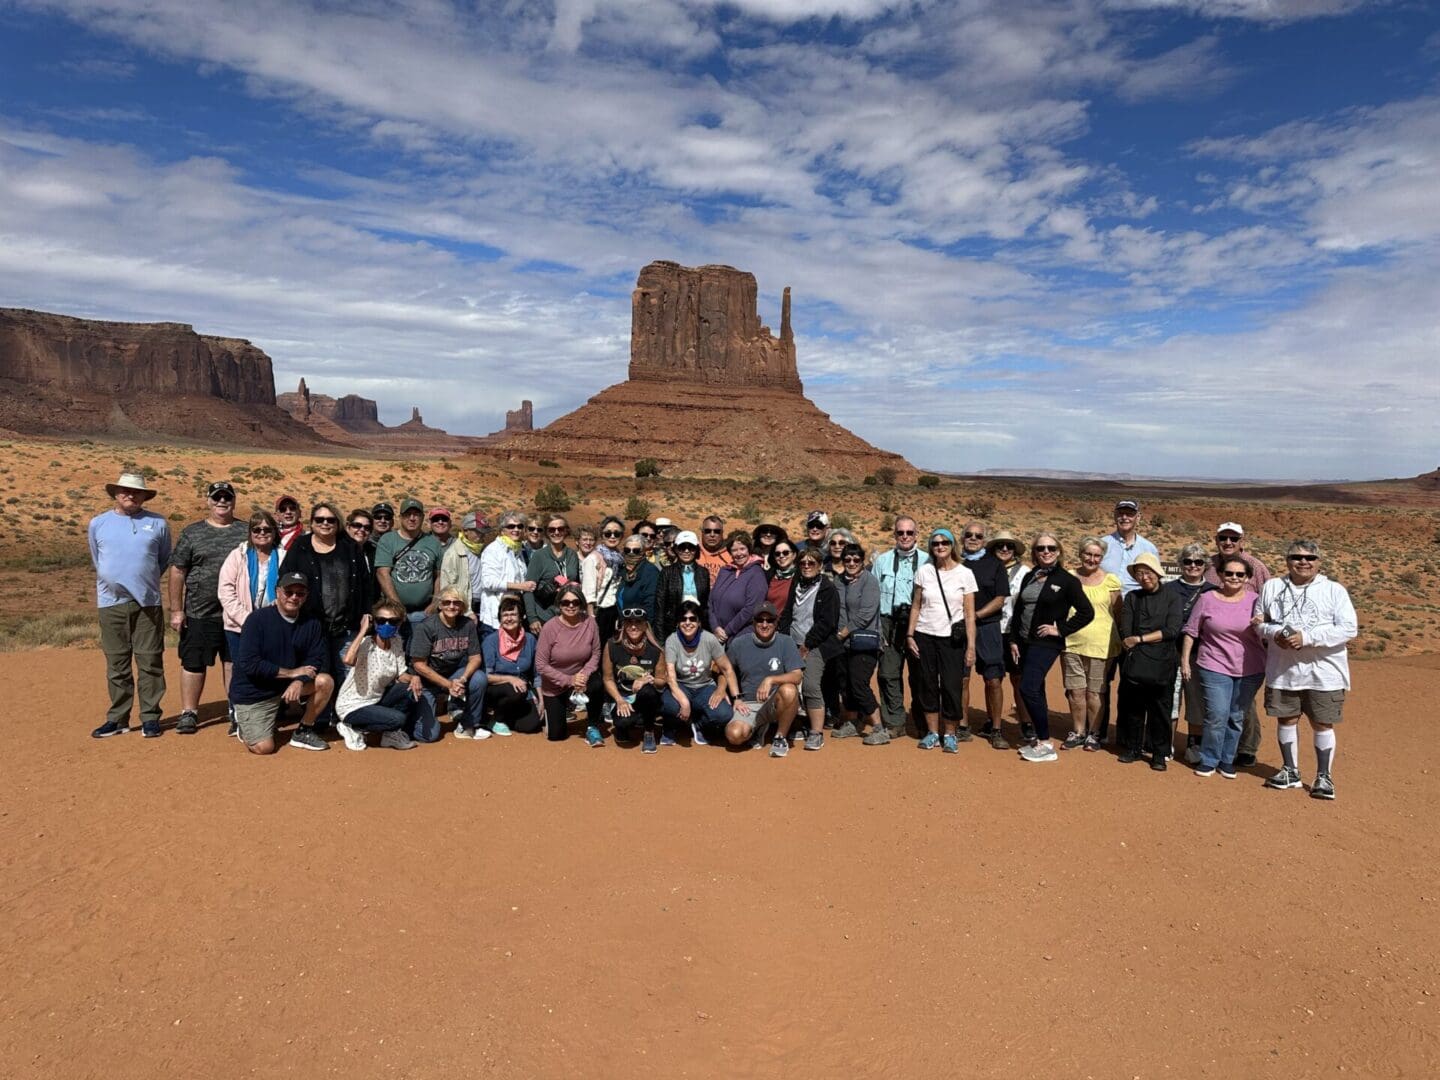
[723,601,804,757]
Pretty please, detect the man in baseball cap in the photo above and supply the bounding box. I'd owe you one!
[375,496,445,632]
[274,494,303,551]
[371,502,395,539]
[802,510,830,554]
[722,600,804,756]
[428,506,454,550]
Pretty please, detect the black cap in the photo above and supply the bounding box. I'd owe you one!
[372,501,395,516]
[207,481,236,499]
[278,572,310,590]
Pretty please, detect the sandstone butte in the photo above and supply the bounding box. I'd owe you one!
[477,261,914,481]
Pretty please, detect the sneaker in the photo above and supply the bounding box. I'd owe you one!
[691,722,710,746]
[1218,763,1238,779]
[1310,773,1336,800]
[804,730,824,752]
[1150,755,1168,772]
[175,710,199,736]
[92,719,130,739]
[1061,732,1086,751]
[227,718,239,738]
[1264,766,1303,790]
[380,729,417,750]
[453,726,475,739]
[832,720,861,739]
[472,727,493,740]
[988,728,1010,750]
[1019,742,1058,762]
[1193,764,1216,777]
[642,730,658,754]
[1184,744,1202,766]
[659,731,677,747]
[1083,734,1102,752]
[941,734,959,754]
[862,727,891,746]
[491,722,513,737]
[1234,751,1258,768]
[142,719,162,739]
[336,720,367,752]
[289,725,328,751]
[954,726,973,743]
[917,732,940,750]
[1117,750,1141,764]
[792,728,806,743]
[769,735,789,758]
[585,725,604,748]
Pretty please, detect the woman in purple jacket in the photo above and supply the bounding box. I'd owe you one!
[708,530,769,645]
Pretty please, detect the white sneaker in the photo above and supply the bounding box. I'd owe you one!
[453,726,474,740]
[380,729,417,750]
[336,720,367,752]
[471,727,492,740]
[1020,741,1058,762]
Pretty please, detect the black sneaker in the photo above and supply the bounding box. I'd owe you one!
[1150,755,1168,772]
[1234,751,1257,768]
[1117,750,1141,764]
[175,710,199,735]
[1020,721,1036,743]
[954,726,973,743]
[1310,773,1336,800]
[142,720,162,739]
[92,719,130,739]
[288,725,328,752]
[1060,732,1086,751]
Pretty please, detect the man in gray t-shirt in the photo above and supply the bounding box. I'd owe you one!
[723,602,803,754]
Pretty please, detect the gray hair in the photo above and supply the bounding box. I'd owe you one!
[1179,542,1208,564]
[1287,538,1321,558]
[499,510,528,529]
[826,527,856,547]
[1077,535,1108,557]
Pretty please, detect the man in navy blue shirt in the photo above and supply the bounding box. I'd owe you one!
[230,572,333,755]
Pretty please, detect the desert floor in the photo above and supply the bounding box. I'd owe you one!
[2,646,1437,1080]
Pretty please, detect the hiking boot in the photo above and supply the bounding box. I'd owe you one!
[642,730,658,754]
[288,725,328,751]
[988,728,1010,750]
[336,720,367,751]
[917,732,940,750]
[862,727,891,746]
[92,719,130,739]
[1264,766,1303,790]
[175,710,199,736]
[379,729,416,750]
[804,730,824,752]
[1310,773,1335,800]
[1061,732,1086,751]
[769,735,789,758]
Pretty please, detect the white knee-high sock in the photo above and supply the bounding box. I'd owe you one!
[1278,723,1299,770]
[1314,728,1336,776]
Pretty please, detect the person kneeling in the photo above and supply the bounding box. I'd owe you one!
[230,572,334,755]
[603,607,670,754]
[333,604,424,750]
[723,602,804,757]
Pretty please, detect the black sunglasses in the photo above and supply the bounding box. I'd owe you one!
[350,522,372,532]
[375,616,404,627]
[602,530,623,538]
[558,598,584,608]
[963,532,985,540]
[754,615,777,625]
[895,529,916,537]
[702,528,723,534]
[1034,545,1058,553]
[250,526,274,534]
[1288,554,1319,562]
[1220,570,1249,579]
[1182,559,1206,566]
[312,516,337,525]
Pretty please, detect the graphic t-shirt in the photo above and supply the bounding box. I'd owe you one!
[376,531,444,612]
[607,639,662,697]
[726,632,802,700]
[410,613,480,678]
[171,519,247,619]
[665,631,725,689]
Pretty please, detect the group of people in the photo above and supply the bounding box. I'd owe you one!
[89,472,1357,800]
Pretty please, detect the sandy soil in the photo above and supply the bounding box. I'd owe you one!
[2,646,1437,1079]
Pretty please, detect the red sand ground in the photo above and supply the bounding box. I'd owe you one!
[2,647,1437,1079]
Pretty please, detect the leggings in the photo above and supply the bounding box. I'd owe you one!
[842,650,880,715]
[610,684,664,740]
[1017,640,1063,740]
[482,680,543,734]
[542,670,606,741]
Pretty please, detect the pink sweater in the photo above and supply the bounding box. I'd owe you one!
[535,616,600,696]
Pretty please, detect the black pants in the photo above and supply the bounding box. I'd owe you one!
[611,684,664,740]
[914,631,966,719]
[595,606,618,645]
[482,681,543,734]
[1118,676,1173,756]
[543,670,606,741]
[842,650,880,715]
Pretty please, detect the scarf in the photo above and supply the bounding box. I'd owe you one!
[678,624,702,650]
[459,533,484,555]
[279,523,304,550]
[499,532,522,551]
[772,565,796,581]
[498,625,525,662]
[598,545,624,571]
[246,544,278,608]
[794,575,820,598]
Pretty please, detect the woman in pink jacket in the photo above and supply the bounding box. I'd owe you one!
[217,510,282,656]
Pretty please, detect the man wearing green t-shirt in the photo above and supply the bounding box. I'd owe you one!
[375,497,444,636]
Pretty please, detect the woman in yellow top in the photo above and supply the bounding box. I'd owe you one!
[1063,536,1122,751]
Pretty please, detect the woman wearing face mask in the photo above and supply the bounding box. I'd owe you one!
[582,515,625,643]
[764,540,798,613]
[1007,533,1093,763]
[655,530,710,641]
[602,608,671,753]
[333,601,423,751]
[778,547,842,749]
[481,593,543,735]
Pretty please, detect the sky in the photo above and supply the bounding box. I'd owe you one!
[1,0,1437,480]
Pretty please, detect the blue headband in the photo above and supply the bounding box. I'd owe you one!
[930,528,955,544]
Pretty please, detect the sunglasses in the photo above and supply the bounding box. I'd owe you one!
[624,547,644,555]
[930,539,952,547]
[702,528,723,534]
[1182,559,1207,566]
[1034,545,1059,553]
[546,526,567,534]
[994,542,1015,550]
[639,532,656,539]
[312,516,337,525]
[842,555,863,563]
[1217,534,1242,542]
[373,514,393,522]
[503,523,523,531]
[376,616,404,627]
[431,517,450,525]
[1220,570,1249,579]
[963,532,985,540]
[773,549,794,558]
[753,616,777,625]
[280,586,308,597]
[526,526,542,533]
[210,495,235,503]
[439,600,465,607]
[678,614,700,623]
[829,540,846,547]
[558,599,583,608]
[1287,554,1318,562]
[250,526,274,534]
[621,607,647,620]
[350,522,372,532]
[895,529,916,537]
[676,544,698,553]
[602,530,623,538]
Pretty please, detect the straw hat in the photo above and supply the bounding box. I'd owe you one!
[105,471,157,501]
[986,530,1020,553]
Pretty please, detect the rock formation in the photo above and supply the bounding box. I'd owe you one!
[277,378,475,451]
[506,400,534,432]
[478,261,911,481]
[0,307,323,446]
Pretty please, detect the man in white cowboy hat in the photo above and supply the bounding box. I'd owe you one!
[89,470,172,739]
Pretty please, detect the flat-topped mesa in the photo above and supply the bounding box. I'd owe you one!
[629,261,800,391]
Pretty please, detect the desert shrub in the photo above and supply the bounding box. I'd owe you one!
[250,465,284,482]
[534,483,572,512]
[863,475,878,486]
[736,501,760,523]
[1397,570,1422,589]
[635,458,661,478]
[302,464,324,475]
[538,459,560,469]
[1149,512,1167,530]
[441,461,459,471]
[917,474,939,489]
[831,512,855,531]
[625,494,650,520]
[875,466,898,487]
[964,497,996,519]
[878,493,900,513]
[0,611,97,651]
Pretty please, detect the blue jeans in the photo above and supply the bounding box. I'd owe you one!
[1017,641,1063,740]
[317,631,355,722]
[414,668,488,741]
[1195,666,1265,768]
[343,681,419,733]
[663,683,734,740]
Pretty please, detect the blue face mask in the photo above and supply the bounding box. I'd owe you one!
[376,622,399,641]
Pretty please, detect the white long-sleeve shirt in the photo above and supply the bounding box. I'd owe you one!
[477,539,528,628]
[1256,574,1357,691]
[580,550,619,609]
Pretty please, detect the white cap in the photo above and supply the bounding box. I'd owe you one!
[1216,521,1245,537]
[674,530,699,547]
[654,517,674,528]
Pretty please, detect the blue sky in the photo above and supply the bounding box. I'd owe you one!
[1,0,1436,479]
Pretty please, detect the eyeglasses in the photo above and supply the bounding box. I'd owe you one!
[639,531,656,540]
[376,616,404,627]
[1114,511,1137,518]
[773,549,794,558]
[373,514,393,522]
[1034,545,1059,553]
[431,517,450,525]
[499,608,522,618]
[678,614,700,624]
[798,559,821,569]
[930,539,952,547]
[1287,554,1319,562]
[546,526,567,535]
[829,540,845,547]
[754,616,777,625]
[402,509,422,517]
[676,544,698,553]
[250,527,274,534]
[1181,559,1206,566]
[312,516,337,525]
[526,526,542,533]
[1220,570,1249,579]
[963,532,985,540]
[280,586,308,597]
[210,495,235,503]
[620,607,647,620]
[350,522,372,532]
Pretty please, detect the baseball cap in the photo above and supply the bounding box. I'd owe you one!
[372,501,394,517]
[754,601,780,621]
[1216,521,1245,537]
[274,494,300,511]
[400,497,423,514]
[1114,499,1139,513]
[207,481,236,500]
[674,530,699,547]
[806,510,829,528]
[429,506,451,521]
[278,571,309,590]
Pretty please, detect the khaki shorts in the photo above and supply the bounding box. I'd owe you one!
[234,696,284,745]
[1062,653,1108,692]
[1265,687,1345,725]
[732,696,782,735]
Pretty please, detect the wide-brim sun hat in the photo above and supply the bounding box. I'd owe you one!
[106,471,157,501]
[1127,552,1164,582]
[986,529,1019,553]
